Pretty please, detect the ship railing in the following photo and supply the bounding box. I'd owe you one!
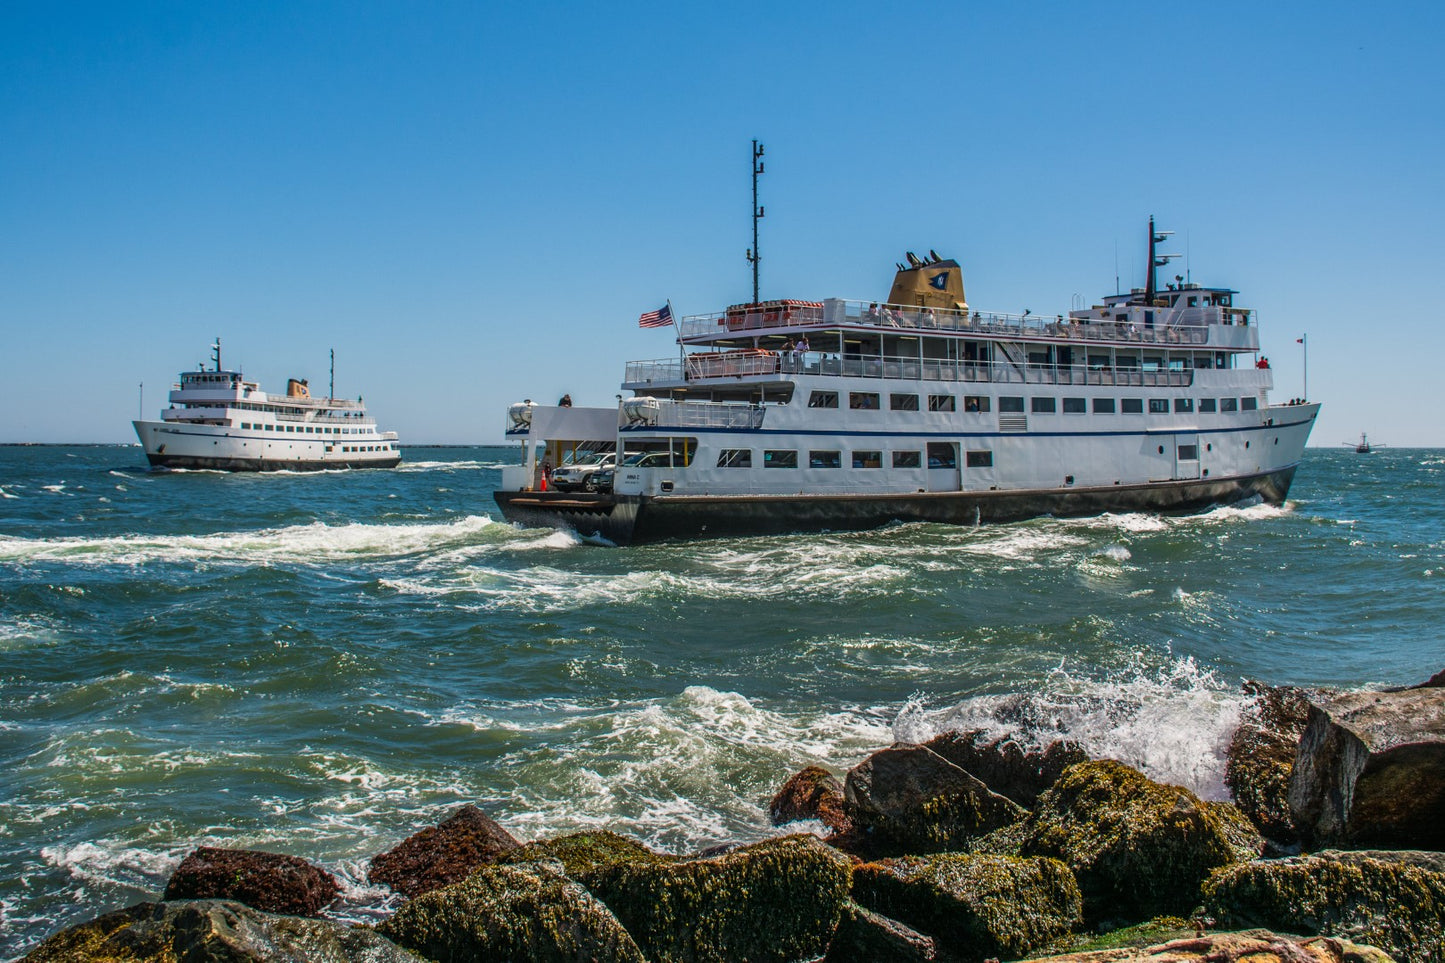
[623,401,766,430]
[678,300,1212,346]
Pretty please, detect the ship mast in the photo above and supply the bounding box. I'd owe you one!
[746,140,765,304]
[1143,216,1178,305]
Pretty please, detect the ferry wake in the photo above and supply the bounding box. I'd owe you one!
[133,341,401,471]
[494,220,1318,544]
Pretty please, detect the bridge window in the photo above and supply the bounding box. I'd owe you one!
[928,394,956,412]
[1063,398,1086,414]
[809,450,842,468]
[890,393,919,411]
[1241,397,1258,411]
[1175,398,1194,413]
[1122,398,1143,413]
[763,450,797,468]
[1032,397,1057,413]
[717,449,751,468]
[966,450,993,468]
[964,395,990,412]
[1149,399,1169,414]
[999,396,1025,413]
[1221,398,1239,412]
[852,450,882,468]
[1199,398,1217,413]
[1094,398,1116,414]
[892,450,922,468]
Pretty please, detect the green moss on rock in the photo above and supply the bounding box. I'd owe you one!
[499,830,673,877]
[1015,760,1249,921]
[851,852,1083,961]
[377,860,645,963]
[1203,853,1445,963]
[579,833,853,963]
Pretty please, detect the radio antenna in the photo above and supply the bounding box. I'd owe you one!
[745,140,765,304]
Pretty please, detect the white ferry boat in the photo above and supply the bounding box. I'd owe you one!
[133,341,401,471]
[494,221,1318,544]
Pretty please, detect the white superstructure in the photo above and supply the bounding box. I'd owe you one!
[495,222,1317,543]
[133,341,401,471]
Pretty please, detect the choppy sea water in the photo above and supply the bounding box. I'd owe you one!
[1,444,1441,956]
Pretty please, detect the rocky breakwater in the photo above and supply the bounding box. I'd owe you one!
[22,671,1445,963]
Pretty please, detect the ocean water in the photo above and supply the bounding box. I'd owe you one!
[0,444,1441,956]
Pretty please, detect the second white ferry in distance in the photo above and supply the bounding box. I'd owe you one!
[133,340,402,471]
[494,220,1319,544]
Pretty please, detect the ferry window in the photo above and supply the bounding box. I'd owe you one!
[1149,399,1169,414]
[763,449,798,468]
[1169,359,1186,372]
[928,395,955,412]
[966,450,993,468]
[1199,398,1217,413]
[926,443,957,469]
[1032,397,1057,413]
[1195,355,1214,370]
[999,396,1025,413]
[1088,354,1111,369]
[1122,398,1144,413]
[1241,397,1258,411]
[1115,313,1129,323]
[718,449,751,468]
[890,393,920,411]
[1178,444,1199,460]
[1142,356,1163,372]
[809,450,842,468]
[241,423,249,429]
[853,450,882,468]
[963,395,990,412]
[1028,351,1051,366]
[892,450,922,468]
[1188,296,1198,307]
[808,391,838,409]
[1094,398,1116,414]
[1063,398,1086,414]
[671,437,696,466]
[850,392,881,410]
[1175,398,1194,413]
[1220,398,1239,412]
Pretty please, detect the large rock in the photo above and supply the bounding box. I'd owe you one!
[368,803,521,898]
[822,902,941,962]
[1013,931,1395,962]
[844,743,1025,855]
[1203,852,1445,963]
[578,833,853,963]
[924,730,1088,808]
[851,852,1082,962]
[1014,760,1259,921]
[22,899,416,962]
[378,859,644,962]
[1223,682,1312,845]
[162,847,340,917]
[499,829,672,876]
[769,765,851,833]
[1287,685,1445,848]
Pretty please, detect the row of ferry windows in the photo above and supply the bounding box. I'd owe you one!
[239,422,373,435]
[808,391,1258,414]
[717,447,994,470]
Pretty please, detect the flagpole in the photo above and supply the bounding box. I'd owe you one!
[1297,334,1307,402]
[669,299,683,366]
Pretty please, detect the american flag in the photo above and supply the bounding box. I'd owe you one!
[638,304,672,328]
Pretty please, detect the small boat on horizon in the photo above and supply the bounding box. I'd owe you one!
[133,340,401,471]
[1343,433,1384,454]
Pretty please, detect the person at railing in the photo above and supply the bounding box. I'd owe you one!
[558,394,572,407]
[881,306,900,327]
[779,338,795,372]
[923,307,938,328]
[866,303,881,324]
[796,335,810,370]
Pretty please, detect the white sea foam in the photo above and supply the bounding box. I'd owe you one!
[0,515,497,566]
[40,840,179,890]
[892,655,1245,800]
[0,486,17,499]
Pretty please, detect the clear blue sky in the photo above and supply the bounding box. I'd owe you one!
[3,1,1442,445]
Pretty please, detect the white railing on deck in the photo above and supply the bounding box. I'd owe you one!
[677,299,1239,346]
[623,401,766,431]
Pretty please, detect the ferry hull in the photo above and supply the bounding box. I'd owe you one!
[493,465,1298,545]
[142,451,401,472]
[134,421,400,472]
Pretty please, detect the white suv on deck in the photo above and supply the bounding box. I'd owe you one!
[550,453,617,492]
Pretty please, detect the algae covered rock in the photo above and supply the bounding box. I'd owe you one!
[822,901,941,962]
[769,765,851,833]
[162,846,340,917]
[924,729,1088,808]
[377,859,645,963]
[1223,681,1312,845]
[844,743,1024,855]
[851,852,1082,962]
[1287,685,1445,849]
[22,899,417,962]
[1014,760,1249,920]
[499,829,673,877]
[1203,852,1445,963]
[580,833,853,963]
[1012,930,1395,962]
[368,803,521,898]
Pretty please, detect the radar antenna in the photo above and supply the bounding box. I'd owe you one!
[1144,216,1180,304]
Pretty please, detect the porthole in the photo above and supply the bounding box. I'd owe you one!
[1245,441,1251,449]
[1065,475,1075,485]
[1206,443,1212,452]
[1274,437,1279,445]
[1157,445,1165,454]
